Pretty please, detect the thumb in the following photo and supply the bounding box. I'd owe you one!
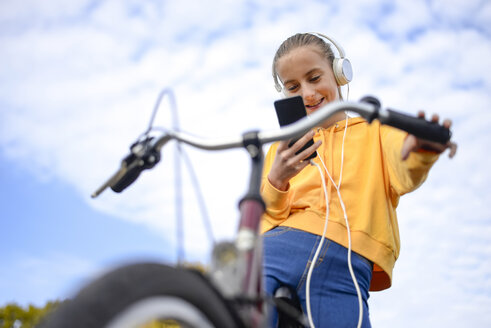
[401,135,418,160]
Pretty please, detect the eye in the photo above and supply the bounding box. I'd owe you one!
[309,75,320,82]
[286,84,299,92]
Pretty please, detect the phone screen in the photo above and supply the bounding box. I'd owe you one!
[274,96,317,160]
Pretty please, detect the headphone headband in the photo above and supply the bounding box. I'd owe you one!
[309,32,347,58]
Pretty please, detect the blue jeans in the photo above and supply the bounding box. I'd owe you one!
[263,227,372,327]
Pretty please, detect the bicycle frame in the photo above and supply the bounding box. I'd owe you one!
[234,131,267,327]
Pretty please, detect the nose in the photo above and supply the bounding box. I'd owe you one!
[301,84,316,103]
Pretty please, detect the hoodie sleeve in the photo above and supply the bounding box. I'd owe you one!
[260,143,293,227]
[380,125,440,196]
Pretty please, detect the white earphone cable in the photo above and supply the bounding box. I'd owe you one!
[305,115,363,328]
[306,160,330,328]
[318,156,363,328]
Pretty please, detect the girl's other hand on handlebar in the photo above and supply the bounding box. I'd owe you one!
[267,130,322,191]
[401,111,458,160]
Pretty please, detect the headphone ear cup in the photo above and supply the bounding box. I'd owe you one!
[332,58,353,86]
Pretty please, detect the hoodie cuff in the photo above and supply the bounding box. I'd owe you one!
[262,178,291,211]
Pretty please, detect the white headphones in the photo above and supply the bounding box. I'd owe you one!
[274,32,353,92]
[312,32,353,86]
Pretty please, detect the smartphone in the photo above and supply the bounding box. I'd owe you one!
[274,96,317,160]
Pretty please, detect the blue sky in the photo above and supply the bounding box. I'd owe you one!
[1,0,490,327]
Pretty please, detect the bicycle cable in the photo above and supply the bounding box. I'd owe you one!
[306,114,363,328]
[145,88,215,263]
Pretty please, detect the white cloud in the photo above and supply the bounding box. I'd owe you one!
[429,0,487,27]
[1,0,490,326]
[0,0,92,29]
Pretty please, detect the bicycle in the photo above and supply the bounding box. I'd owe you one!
[37,93,451,328]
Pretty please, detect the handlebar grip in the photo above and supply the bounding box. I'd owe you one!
[110,168,143,193]
[109,144,161,193]
[110,154,144,193]
[381,109,452,144]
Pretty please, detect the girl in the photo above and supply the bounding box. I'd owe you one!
[261,33,456,327]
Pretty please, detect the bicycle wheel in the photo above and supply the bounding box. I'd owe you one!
[37,262,244,328]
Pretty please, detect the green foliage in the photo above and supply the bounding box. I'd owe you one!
[0,302,182,327]
[0,301,62,328]
[0,301,192,327]
[140,320,181,327]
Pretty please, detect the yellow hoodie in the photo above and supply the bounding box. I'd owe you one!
[260,117,439,291]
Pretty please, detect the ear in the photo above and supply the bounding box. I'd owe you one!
[275,83,282,93]
[274,76,287,98]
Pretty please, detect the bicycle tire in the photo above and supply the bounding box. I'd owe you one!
[37,262,244,328]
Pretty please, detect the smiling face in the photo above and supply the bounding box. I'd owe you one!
[276,45,340,115]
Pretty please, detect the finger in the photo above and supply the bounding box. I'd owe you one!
[401,135,418,160]
[442,118,452,129]
[289,130,316,154]
[447,141,457,158]
[276,139,291,152]
[297,158,311,171]
[295,140,322,162]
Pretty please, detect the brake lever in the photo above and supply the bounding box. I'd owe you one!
[91,137,161,198]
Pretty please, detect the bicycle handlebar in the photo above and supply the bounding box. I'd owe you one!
[91,96,452,198]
